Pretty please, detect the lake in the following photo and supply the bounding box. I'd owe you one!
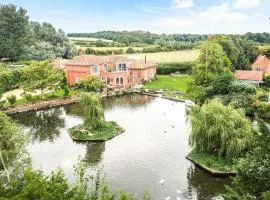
[12,94,230,200]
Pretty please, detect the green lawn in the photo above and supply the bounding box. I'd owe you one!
[144,75,192,92]
[189,152,235,172]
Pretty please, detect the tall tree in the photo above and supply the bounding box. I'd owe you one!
[80,93,104,130]
[21,61,64,94]
[0,4,29,60]
[193,41,232,86]
[189,99,254,159]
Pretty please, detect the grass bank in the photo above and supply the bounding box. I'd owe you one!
[68,121,124,141]
[188,152,236,174]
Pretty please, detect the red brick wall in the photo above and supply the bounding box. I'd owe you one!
[65,65,90,85]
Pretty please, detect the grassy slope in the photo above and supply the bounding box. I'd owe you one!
[144,75,192,92]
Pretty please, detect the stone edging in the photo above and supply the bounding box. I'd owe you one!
[186,155,236,177]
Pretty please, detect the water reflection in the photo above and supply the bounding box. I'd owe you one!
[13,107,65,142]
[103,93,154,110]
[83,142,105,167]
[184,166,231,200]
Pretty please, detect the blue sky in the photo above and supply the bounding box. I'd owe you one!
[2,0,270,34]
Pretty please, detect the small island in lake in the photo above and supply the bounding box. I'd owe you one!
[68,93,124,141]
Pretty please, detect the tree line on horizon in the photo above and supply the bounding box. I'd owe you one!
[68,31,270,46]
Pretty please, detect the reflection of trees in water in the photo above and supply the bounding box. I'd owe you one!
[83,142,105,167]
[103,94,154,110]
[12,107,65,142]
[64,103,84,117]
[184,166,231,200]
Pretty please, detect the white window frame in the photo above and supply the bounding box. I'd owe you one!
[93,65,99,74]
[116,77,124,85]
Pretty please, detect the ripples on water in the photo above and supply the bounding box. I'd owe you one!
[12,94,230,200]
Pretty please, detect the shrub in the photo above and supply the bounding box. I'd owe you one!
[7,95,17,105]
[63,85,70,96]
[157,62,196,75]
[77,76,104,92]
[25,93,33,102]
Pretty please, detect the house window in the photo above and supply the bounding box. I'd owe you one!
[93,65,99,74]
[116,77,124,85]
[101,77,105,82]
[116,63,127,71]
[104,64,108,72]
[75,77,82,84]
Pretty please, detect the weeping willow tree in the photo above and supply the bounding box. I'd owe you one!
[80,93,104,130]
[189,99,254,159]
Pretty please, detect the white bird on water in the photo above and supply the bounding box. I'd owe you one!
[165,197,170,200]
[177,190,182,194]
[176,196,181,200]
[160,179,164,185]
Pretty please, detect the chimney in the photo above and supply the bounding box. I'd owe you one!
[145,55,146,64]
[79,49,85,56]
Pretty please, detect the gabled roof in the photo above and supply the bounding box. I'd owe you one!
[130,59,155,69]
[65,55,156,69]
[53,58,69,69]
[235,70,264,82]
[66,55,104,66]
[251,55,270,72]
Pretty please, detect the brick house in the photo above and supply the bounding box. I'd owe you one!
[64,55,156,88]
[235,55,270,85]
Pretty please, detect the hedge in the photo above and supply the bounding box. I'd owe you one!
[156,62,197,75]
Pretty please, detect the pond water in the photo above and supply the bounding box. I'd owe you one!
[12,94,230,200]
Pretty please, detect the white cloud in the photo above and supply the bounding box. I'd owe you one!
[171,0,194,9]
[198,3,248,23]
[233,0,261,8]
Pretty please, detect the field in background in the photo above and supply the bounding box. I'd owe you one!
[69,37,113,43]
[127,49,200,64]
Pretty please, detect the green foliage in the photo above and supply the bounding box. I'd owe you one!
[0,4,30,60]
[244,32,270,44]
[156,62,196,75]
[265,48,270,58]
[126,47,135,54]
[189,99,255,159]
[77,76,104,92]
[0,111,26,183]
[215,36,259,70]
[80,93,104,130]
[0,4,76,61]
[0,65,23,93]
[193,41,231,87]
[68,31,207,45]
[209,73,234,95]
[21,61,64,93]
[6,95,16,105]
[224,118,270,199]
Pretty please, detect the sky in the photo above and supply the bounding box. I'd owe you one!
[1,0,270,34]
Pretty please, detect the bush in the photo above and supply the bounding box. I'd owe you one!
[63,85,70,96]
[25,93,33,102]
[7,94,17,105]
[126,47,136,54]
[77,76,104,92]
[157,62,196,75]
